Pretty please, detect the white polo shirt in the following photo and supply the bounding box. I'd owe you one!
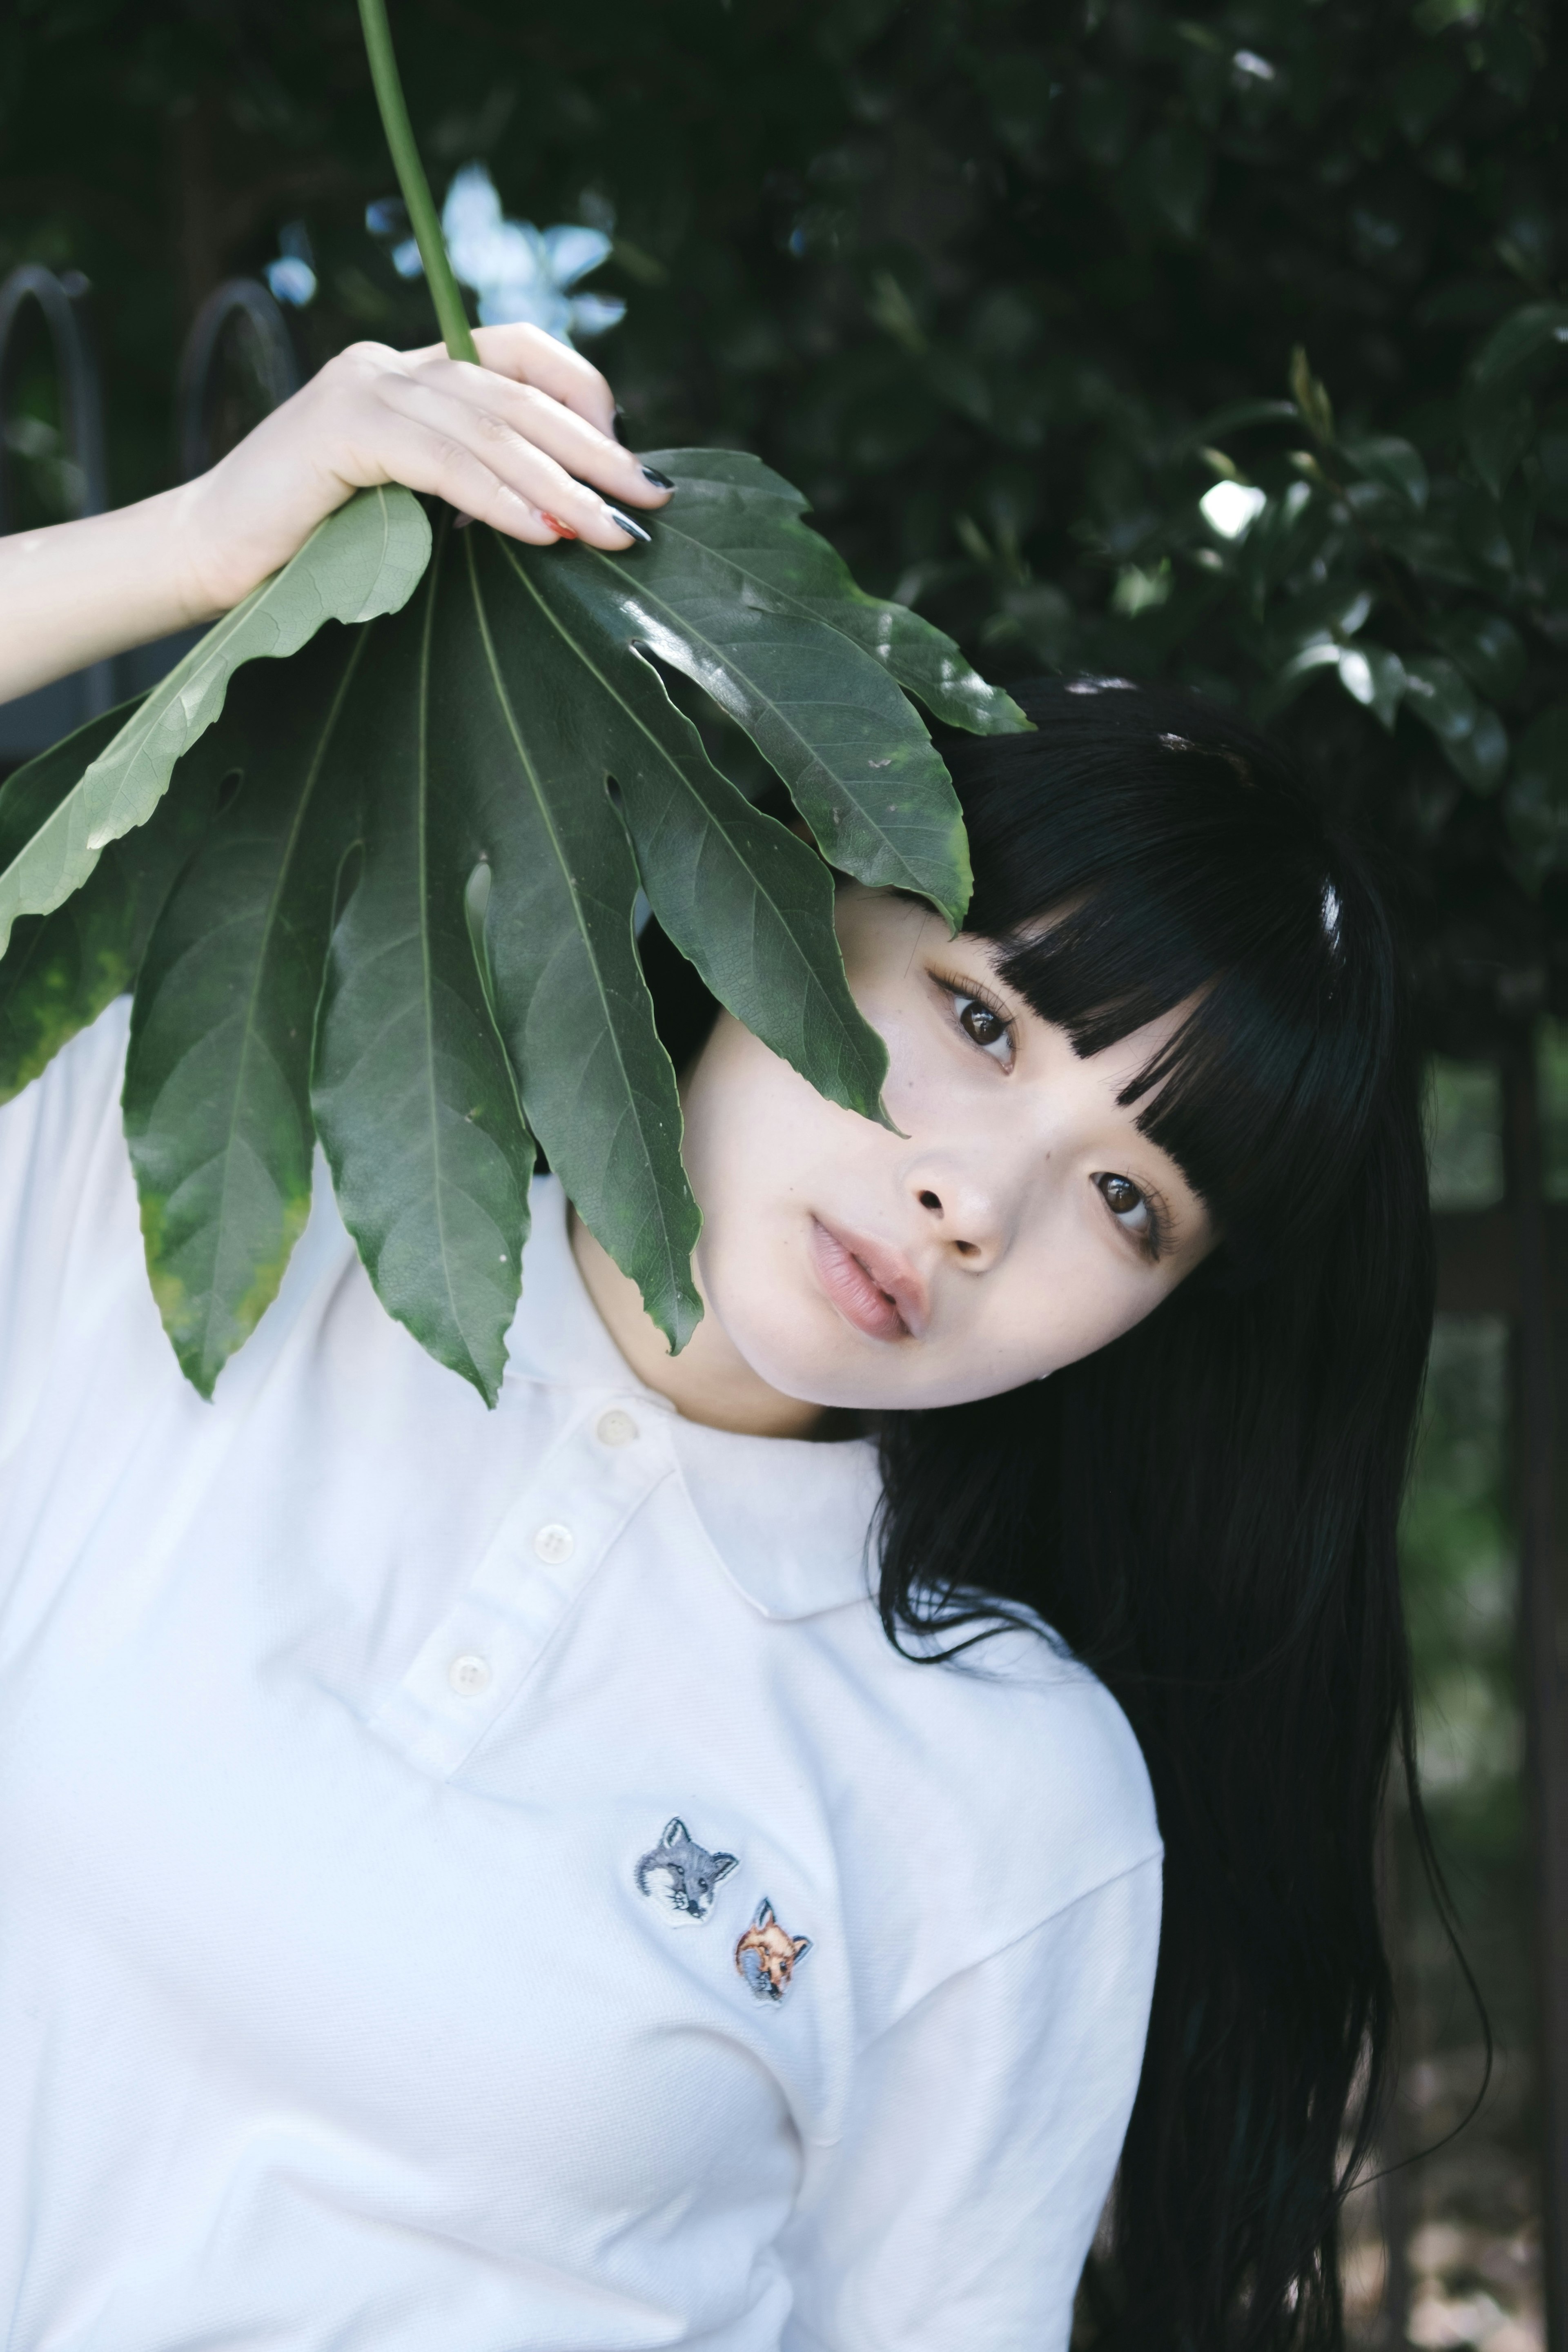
[0,1000,1161,2352]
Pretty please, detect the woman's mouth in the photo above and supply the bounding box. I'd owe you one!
[808,1219,928,1343]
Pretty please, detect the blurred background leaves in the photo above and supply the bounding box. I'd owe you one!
[2,0,1562,1056]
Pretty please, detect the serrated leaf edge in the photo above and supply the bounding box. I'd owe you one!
[127,629,375,1395]
[0,486,432,957]
[571,537,964,919]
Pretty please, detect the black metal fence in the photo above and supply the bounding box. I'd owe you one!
[0,262,298,760]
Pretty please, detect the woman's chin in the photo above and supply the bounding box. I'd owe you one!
[708,1296,942,1417]
[706,1287,890,1415]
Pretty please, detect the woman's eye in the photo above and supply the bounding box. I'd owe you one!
[1094,1171,1152,1237]
[954,995,1013,1063]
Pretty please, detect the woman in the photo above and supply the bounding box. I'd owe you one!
[0,327,1431,2350]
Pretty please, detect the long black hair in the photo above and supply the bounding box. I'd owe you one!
[644,675,1436,2350]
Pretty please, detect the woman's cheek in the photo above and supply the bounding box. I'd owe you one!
[680,1020,824,1234]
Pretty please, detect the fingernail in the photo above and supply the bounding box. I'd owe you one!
[453,511,474,530]
[639,465,676,490]
[604,505,652,544]
[540,513,579,539]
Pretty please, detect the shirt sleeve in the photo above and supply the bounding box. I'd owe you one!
[776,1853,1161,2352]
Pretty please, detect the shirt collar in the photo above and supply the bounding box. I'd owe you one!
[503,1180,881,1622]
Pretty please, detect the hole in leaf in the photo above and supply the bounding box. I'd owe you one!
[463,858,505,1026]
[215,767,245,814]
[463,855,493,940]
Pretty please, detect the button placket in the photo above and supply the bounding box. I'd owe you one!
[368,1395,671,1776]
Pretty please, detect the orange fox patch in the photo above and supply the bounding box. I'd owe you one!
[735,1898,811,2003]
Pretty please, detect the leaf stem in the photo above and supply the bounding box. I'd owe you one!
[357,0,479,365]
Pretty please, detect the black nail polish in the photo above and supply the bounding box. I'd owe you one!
[605,505,652,544]
[639,465,676,490]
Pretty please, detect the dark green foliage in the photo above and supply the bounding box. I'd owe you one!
[0,0,1561,1378]
[124,633,378,1397]
[309,586,538,1406]
[4,0,1562,1054]
[0,463,1007,1396]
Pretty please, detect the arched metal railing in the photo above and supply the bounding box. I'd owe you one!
[176,277,300,482]
[0,263,112,715]
[0,269,300,757]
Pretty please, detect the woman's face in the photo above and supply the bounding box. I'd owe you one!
[677,886,1216,1414]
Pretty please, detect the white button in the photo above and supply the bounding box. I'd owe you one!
[448,1653,492,1696]
[596,1408,639,1448]
[533,1522,575,1564]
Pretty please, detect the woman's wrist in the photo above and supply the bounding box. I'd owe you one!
[167,463,317,622]
[0,490,238,707]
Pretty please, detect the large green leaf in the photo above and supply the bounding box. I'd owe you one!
[626,449,1022,921]
[0,486,430,958]
[434,519,703,1350]
[311,561,539,1404]
[0,459,1021,1396]
[122,629,373,1395]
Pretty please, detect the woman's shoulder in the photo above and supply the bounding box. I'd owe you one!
[908,1608,1158,1877]
[945,1608,1152,1806]
[815,1598,1162,2005]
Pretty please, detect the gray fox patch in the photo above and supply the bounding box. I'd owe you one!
[635,1817,739,1926]
[735,1898,811,2002]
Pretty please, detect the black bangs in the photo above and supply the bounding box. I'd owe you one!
[944,678,1397,1275]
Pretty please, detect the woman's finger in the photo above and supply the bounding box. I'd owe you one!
[359,381,650,549]
[390,324,619,440]
[339,406,569,544]
[397,355,668,511]
[469,322,619,438]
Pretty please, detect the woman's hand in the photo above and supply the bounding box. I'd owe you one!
[182,324,671,613]
[0,324,669,708]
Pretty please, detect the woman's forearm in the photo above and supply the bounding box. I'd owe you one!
[0,487,222,704]
[0,325,669,711]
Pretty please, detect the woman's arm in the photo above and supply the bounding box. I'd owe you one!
[0,323,668,706]
[777,1860,1162,2352]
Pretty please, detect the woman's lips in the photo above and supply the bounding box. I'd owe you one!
[808,1218,929,1342]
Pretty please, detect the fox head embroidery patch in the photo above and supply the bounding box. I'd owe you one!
[635,1818,739,1926]
[735,1898,811,2002]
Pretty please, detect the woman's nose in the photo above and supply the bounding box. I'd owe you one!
[911,1172,1001,1268]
